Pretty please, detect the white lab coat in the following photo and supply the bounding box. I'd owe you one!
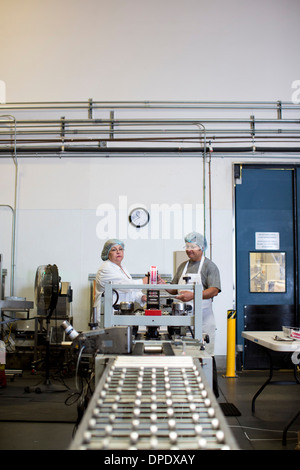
[94,260,145,322]
[178,256,216,355]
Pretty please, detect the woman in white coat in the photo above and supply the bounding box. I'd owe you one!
[94,239,148,324]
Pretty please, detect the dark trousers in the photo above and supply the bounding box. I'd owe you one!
[212,356,219,398]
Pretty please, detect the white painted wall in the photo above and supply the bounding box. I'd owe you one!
[0,0,300,355]
[1,0,299,102]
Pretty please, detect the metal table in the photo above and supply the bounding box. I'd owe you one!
[242,330,300,445]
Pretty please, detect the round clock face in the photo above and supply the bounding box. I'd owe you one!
[129,208,150,228]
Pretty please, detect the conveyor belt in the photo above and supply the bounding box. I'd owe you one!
[70,356,238,450]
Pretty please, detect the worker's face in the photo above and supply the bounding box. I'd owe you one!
[185,243,203,262]
[108,245,124,265]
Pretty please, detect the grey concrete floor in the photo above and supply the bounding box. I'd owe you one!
[216,369,300,451]
[0,367,299,451]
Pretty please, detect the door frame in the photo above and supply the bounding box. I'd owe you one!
[233,163,300,368]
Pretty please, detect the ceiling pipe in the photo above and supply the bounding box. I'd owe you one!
[1,146,300,155]
[1,99,300,111]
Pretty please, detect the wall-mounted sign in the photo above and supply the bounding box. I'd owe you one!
[255,232,280,250]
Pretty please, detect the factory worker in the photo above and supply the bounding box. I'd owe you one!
[166,232,221,396]
[169,232,221,352]
[94,239,148,324]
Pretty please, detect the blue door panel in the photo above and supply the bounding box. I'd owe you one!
[236,168,294,349]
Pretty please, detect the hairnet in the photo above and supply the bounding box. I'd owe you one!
[101,239,125,261]
[184,232,207,251]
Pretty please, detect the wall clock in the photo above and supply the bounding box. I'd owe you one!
[128,207,150,228]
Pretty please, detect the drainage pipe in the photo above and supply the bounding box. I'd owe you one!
[195,124,207,251]
[0,115,17,296]
[0,205,15,296]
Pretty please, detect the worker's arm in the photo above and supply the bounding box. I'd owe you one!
[176,287,220,302]
[159,277,178,295]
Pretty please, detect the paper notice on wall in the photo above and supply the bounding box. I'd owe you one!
[255,232,280,250]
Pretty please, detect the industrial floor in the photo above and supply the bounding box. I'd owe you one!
[0,365,299,451]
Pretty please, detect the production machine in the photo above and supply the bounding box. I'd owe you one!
[69,267,238,451]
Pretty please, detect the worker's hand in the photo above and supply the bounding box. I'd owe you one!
[176,290,194,302]
[143,275,166,284]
